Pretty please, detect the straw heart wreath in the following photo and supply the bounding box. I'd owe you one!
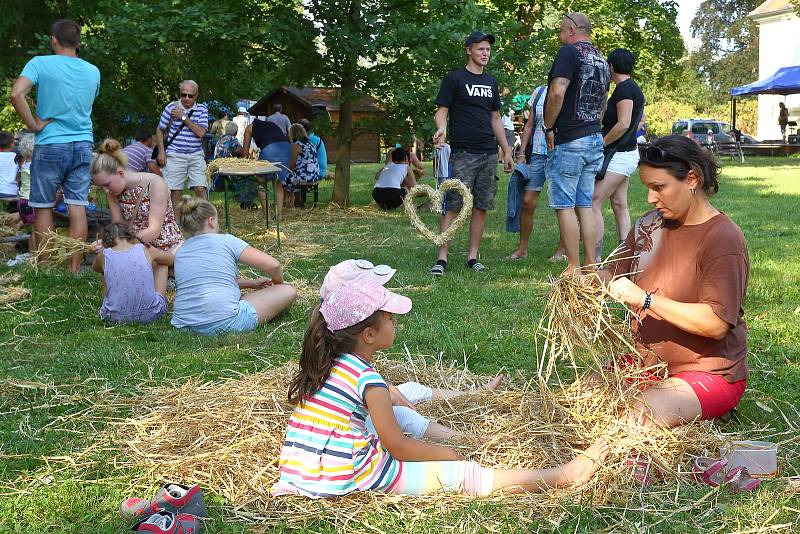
[403,179,473,246]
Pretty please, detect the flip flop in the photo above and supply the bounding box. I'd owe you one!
[506,253,527,261]
[725,466,762,493]
[547,253,566,263]
[692,457,729,487]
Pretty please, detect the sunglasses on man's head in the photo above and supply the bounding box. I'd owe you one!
[180,93,196,98]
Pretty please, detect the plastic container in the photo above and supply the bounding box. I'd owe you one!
[721,440,778,478]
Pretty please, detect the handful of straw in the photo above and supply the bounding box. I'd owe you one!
[32,229,93,268]
[537,270,647,385]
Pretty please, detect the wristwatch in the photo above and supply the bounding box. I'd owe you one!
[181,114,188,122]
[541,124,554,133]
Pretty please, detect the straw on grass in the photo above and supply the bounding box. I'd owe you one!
[29,355,724,530]
[0,272,22,287]
[32,230,93,268]
[0,286,30,305]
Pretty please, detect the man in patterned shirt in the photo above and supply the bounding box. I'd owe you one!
[155,80,209,206]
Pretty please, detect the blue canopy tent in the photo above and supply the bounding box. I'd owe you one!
[730,65,800,136]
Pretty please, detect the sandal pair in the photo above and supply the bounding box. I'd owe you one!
[692,457,761,493]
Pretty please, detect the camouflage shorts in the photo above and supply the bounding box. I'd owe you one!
[444,150,499,212]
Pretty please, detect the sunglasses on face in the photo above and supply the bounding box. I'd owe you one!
[180,93,196,98]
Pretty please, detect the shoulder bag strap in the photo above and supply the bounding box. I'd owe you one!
[163,108,196,151]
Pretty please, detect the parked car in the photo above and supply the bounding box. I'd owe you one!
[671,119,759,144]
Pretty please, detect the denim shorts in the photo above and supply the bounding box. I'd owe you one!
[29,141,93,208]
[190,299,260,335]
[523,153,547,192]
[546,133,603,209]
[260,142,292,188]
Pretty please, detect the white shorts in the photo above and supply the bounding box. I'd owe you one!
[396,381,433,404]
[606,148,640,177]
[366,405,431,439]
[163,151,207,190]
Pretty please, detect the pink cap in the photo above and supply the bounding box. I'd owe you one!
[320,282,412,331]
[319,259,396,300]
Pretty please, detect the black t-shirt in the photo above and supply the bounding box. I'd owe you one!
[435,68,501,154]
[602,78,645,151]
[252,119,288,149]
[547,41,610,146]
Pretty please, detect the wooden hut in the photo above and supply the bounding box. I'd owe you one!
[248,87,384,163]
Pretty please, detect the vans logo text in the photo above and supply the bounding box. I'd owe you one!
[465,84,493,97]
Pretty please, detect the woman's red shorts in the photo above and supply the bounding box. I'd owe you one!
[617,355,746,419]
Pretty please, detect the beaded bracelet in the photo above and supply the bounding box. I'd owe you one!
[642,291,653,310]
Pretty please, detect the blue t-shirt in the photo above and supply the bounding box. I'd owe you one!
[171,233,249,328]
[20,55,100,145]
[308,133,327,177]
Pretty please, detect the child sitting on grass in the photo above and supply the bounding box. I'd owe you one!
[92,222,173,324]
[171,196,296,335]
[273,282,608,498]
[320,258,503,444]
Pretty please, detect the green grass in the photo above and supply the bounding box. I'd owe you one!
[1,157,799,532]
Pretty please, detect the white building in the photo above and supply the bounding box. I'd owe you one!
[750,0,800,141]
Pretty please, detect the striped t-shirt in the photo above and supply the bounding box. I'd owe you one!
[157,102,208,154]
[123,141,153,172]
[272,353,402,498]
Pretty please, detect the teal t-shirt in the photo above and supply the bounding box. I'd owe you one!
[20,55,100,145]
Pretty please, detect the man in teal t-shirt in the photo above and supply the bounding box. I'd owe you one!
[10,19,100,273]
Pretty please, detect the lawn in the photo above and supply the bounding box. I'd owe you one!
[0,156,798,533]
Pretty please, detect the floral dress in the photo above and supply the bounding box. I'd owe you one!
[118,184,184,251]
[288,140,320,189]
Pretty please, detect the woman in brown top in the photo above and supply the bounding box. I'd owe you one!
[599,135,749,428]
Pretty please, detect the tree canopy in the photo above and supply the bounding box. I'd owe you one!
[2,0,686,203]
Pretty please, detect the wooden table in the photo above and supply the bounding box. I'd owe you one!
[215,161,283,248]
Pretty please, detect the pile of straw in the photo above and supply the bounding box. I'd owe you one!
[32,229,93,268]
[103,355,727,529]
[403,179,473,246]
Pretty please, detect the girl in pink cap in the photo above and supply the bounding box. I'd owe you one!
[320,259,504,444]
[273,282,608,498]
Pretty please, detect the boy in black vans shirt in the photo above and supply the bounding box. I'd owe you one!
[430,31,514,276]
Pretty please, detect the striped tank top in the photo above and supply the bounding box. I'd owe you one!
[272,353,402,498]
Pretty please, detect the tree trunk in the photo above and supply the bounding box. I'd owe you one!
[332,73,354,207]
